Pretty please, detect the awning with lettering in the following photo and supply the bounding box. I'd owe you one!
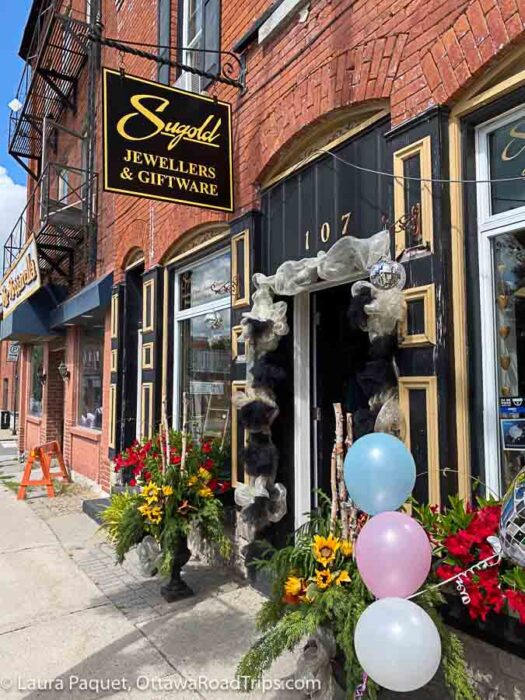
[0,285,67,342]
[49,272,113,329]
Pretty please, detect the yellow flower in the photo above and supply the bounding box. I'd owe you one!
[198,486,213,499]
[147,506,163,524]
[142,482,160,504]
[162,485,174,496]
[198,467,212,483]
[335,570,351,586]
[284,576,304,597]
[312,534,340,567]
[138,504,151,517]
[315,569,333,590]
[340,540,353,558]
[187,476,198,487]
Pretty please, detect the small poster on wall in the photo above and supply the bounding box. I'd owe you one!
[500,418,525,451]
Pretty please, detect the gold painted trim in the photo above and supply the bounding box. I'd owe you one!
[110,349,118,373]
[393,136,433,257]
[448,46,525,498]
[398,376,440,506]
[108,384,116,449]
[110,294,119,339]
[143,279,155,333]
[399,284,436,347]
[141,382,154,439]
[142,341,154,369]
[261,106,389,189]
[231,380,247,486]
[164,230,230,266]
[231,325,245,361]
[231,229,250,308]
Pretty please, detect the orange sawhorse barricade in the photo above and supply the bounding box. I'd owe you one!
[17,441,71,500]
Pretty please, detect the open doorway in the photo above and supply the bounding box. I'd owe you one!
[310,284,370,499]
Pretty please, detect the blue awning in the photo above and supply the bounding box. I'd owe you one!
[50,272,113,329]
[0,285,68,342]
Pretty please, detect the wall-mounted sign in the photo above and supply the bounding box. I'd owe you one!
[6,342,20,362]
[0,237,41,319]
[102,69,233,212]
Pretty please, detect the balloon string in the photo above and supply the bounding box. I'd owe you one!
[353,672,368,698]
[413,467,501,500]
[407,554,501,601]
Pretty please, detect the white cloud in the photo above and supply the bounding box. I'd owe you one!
[0,165,26,251]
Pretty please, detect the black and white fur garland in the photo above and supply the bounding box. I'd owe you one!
[233,231,407,541]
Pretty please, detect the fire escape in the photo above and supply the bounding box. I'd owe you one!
[4,0,96,285]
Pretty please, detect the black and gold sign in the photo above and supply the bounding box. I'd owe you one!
[102,69,233,212]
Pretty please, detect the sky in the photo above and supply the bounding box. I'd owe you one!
[0,1,33,251]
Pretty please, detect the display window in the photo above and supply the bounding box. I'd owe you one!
[78,327,104,430]
[173,249,231,444]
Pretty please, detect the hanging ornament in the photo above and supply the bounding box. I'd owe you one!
[499,326,510,339]
[369,259,406,291]
[500,355,511,371]
[501,386,511,397]
[497,294,509,311]
[499,467,525,567]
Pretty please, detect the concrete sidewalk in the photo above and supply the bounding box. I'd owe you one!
[0,484,296,700]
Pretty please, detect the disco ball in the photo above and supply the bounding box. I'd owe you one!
[500,467,525,567]
[369,260,406,291]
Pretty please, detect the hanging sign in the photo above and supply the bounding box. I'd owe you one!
[102,68,233,212]
[0,236,41,319]
[6,342,20,362]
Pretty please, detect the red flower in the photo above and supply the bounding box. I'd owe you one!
[436,563,463,581]
[129,478,136,487]
[444,531,477,563]
[203,458,214,471]
[466,505,501,543]
[201,442,212,454]
[172,455,182,465]
[209,479,231,494]
[142,470,152,482]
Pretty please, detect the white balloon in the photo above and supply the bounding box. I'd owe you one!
[354,598,441,692]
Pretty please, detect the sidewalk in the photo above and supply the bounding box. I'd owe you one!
[0,483,297,699]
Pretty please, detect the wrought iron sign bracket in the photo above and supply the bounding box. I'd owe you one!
[88,28,247,94]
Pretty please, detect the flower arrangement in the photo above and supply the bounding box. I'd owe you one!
[237,493,476,700]
[416,495,525,623]
[102,430,231,575]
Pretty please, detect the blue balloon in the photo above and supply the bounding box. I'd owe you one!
[344,433,416,515]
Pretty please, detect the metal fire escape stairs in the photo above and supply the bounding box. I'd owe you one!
[4,0,96,286]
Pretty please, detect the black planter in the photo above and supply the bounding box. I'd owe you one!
[160,535,194,602]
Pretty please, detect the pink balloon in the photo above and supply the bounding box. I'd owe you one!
[356,511,432,598]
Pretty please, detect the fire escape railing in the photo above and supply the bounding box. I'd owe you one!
[8,1,91,178]
[3,162,97,283]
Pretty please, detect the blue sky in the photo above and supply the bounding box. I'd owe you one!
[0,1,33,250]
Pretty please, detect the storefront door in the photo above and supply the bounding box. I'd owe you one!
[311,284,370,499]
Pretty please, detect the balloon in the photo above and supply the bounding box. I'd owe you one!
[354,598,441,692]
[355,512,432,598]
[344,433,415,514]
[499,466,525,566]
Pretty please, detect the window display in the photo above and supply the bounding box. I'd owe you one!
[78,328,104,430]
[29,344,43,416]
[175,250,231,444]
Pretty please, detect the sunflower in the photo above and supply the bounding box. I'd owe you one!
[187,475,198,487]
[142,482,160,504]
[162,485,174,496]
[312,534,340,567]
[198,486,213,499]
[284,575,304,597]
[335,570,351,586]
[198,467,212,483]
[146,506,163,525]
[138,503,151,517]
[315,569,333,590]
[340,540,353,558]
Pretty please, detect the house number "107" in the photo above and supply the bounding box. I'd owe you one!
[304,212,351,250]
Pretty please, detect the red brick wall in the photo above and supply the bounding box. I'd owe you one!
[103,0,525,277]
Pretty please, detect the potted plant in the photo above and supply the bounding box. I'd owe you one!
[102,430,231,601]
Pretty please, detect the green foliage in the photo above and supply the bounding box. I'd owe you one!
[104,430,231,571]
[239,493,478,700]
[501,565,525,592]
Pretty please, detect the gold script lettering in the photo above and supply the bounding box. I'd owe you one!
[501,123,525,161]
